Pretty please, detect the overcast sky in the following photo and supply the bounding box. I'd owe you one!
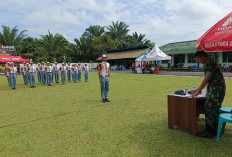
[0,0,231,46]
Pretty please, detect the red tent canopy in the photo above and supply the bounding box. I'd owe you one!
[0,56,30,63]
[196,12,232,52]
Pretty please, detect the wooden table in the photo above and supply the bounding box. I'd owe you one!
[168,94,206,136]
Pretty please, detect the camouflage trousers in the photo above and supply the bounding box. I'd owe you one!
[204,91,225,132]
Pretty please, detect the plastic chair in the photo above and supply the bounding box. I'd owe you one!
[216,113,232,142]
[220,107,232,113]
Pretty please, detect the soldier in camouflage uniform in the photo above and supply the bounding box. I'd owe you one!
[193,50,226,138]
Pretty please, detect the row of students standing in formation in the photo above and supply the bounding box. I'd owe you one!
[5,61,89,89]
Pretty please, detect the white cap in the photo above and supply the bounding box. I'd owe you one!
[102,54,108,58]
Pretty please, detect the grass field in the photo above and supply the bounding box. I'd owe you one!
[0,73,232,157]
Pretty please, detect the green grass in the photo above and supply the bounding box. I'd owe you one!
[0,73,232,157]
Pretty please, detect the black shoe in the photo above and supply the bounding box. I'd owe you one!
[105,99,110,102]
[197,130,214,138]
[102,99,106,103]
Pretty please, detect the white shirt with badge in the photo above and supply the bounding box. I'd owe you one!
[10,67,17,74]
[47,66,52,72]
[41,65,46,71]
[84,66,89,72]
[100,62,110,77]
[60,66,66,71]
[54,65,59,71]
[29,65,36,73]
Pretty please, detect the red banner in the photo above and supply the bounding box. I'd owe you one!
[0,56,30,63]
[196,12,232,52]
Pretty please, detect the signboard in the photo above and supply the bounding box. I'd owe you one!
[0,45,17,56]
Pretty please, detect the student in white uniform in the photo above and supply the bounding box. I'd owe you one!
[77,63,82,82]
[5,62,11,86]
[41,62,46,85]
[83,64,89,82]
[60,63,66,84]
[72,63,78,83]
[54,62,59,83]
[21,62,27,85]
[50,63,54,83]
[37,63,42,84]
[46,62,52,86]
[98,54,111,103]
[9,62,17,89]
[29,62,36,88]
[67,63,72,82]
[25,63,30,85]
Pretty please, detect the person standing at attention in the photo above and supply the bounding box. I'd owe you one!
[37,63,42,84]
[77,63,82,82]
[67,62,72,82]
[60,63,66,84]
[72,63,78,83]
[98,54,110,103]
[41,62,46,85]
[54,62,59,83]
[46,62,52,86]
[5,62,11,86]
[83,64,89,82]
[21,62,27,85]
[193,50,226,138]
[9,62,17,89]
[29,62,36,88]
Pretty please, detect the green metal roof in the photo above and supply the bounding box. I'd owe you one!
[160,40,197,55]
[106,45,149,53]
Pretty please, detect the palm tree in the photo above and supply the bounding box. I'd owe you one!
[0,25,27,50]
[39,31,68,58]
[84,25,105,37]
[132,32,145,44]
[106,21,130,48]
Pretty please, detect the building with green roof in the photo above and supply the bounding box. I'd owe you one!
[159,40,232,69]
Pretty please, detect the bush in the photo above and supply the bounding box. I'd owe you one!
[188,66,192,70]
[159,66,164,70]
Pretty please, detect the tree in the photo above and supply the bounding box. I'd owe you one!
[0,25,27,53]
[20,37,38,59]
[84,25,105,38]
[144,39,155,48]
[132,32,145,44]
[93,34,117,58]
[39,31,70,61]
[106,21,130,48]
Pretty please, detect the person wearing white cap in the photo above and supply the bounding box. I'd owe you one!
[66,62,72,82]
[83,63,89,82]
[71,64,74,81]
[77,63,82,82]
[9,62,17,89]
[72,63,78,83]
[5,62,11,86]
[54,62,59,83]
[21,62,27,85]
[98,54,110,103]
[50,63,54,83]
[41,62,46,85]
[37,63,42,84]
[29,62,36,88]
[60,63,66,84]
[24,63,30,85]
[46,62,52,86]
